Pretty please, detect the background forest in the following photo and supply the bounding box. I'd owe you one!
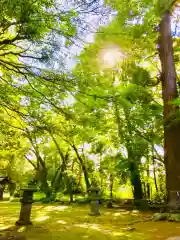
[0,0,180,207]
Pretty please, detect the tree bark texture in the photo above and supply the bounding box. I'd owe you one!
[159,9,180,204]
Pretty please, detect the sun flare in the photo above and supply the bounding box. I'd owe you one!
[99,45,125,69]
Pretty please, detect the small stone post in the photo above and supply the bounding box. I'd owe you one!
[16,183,37,226]
[88,185,101,216]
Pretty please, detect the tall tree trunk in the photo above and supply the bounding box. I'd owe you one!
[66,176,74,203]
[129,161,143,200]
[72,144,90,191]
[146,158,151,199]
[123,108,143,200]
[9,182,16,199]
[110,174,113,200]
[51,136,69,192]
[77,165,82,188]
[146,180,151,199]
[36,163,52,199]
[152,156,159,195]
[0,184,5,200]
[69,183,74,203]
[69,160,75,203]
[151,137,159,197]
[99,153,103,189]
[159,8,180,205]
[34,152,51,199]
[107,173,114,208]
[52,153,69,192]
[27,132,51,199]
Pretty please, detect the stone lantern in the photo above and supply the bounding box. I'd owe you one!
[16,183,37,226]
[88,185,101,216]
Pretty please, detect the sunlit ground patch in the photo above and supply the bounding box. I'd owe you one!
[0,224,13,230]
[83,235,89,238]
[55,206,69,211]
[74,223,101,230]
[74,223,107,233]
[35,216,49,222]
[120,211,130,215]
[112,231,128,236]
[113,212,121,217]
[43,205,69,212]
[56,220,67,224]
[104,212,111,216]
[17,226,26,232]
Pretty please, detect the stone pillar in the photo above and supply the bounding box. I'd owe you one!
[16,184,37,226]
[88,185,101,216]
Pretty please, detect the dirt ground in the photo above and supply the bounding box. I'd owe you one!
[0,202,180,240]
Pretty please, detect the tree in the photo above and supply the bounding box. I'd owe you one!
[73,39,164,199]
[102,0,180,205]
[158,0,180,205]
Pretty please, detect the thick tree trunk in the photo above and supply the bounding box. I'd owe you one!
[159,9,180,206]
[129,161,143,200]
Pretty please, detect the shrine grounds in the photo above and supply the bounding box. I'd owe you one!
[1,202,180,240]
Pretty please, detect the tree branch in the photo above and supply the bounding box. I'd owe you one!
[24,155,37,169]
